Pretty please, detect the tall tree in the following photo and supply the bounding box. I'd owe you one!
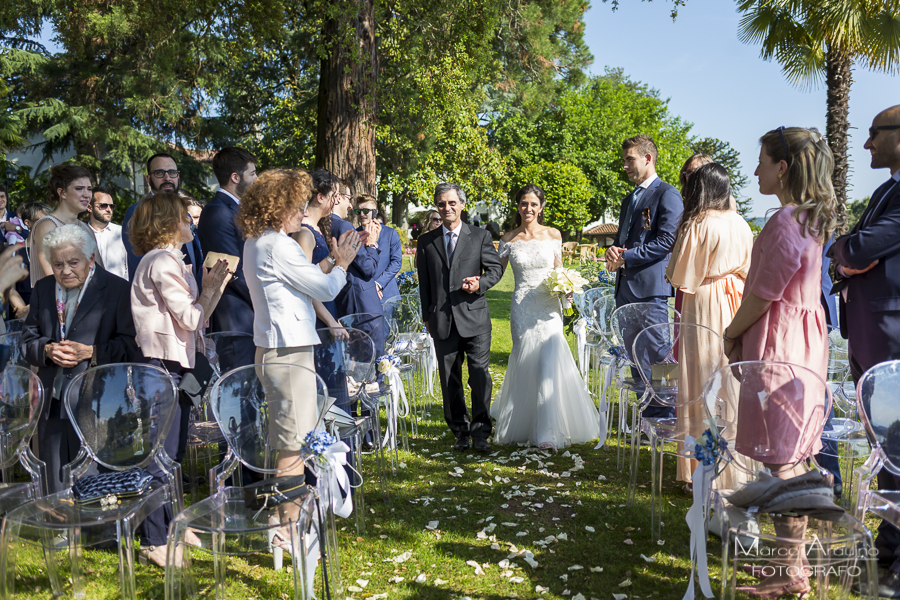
[736,0,900,226]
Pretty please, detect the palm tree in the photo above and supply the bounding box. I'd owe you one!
[736,0,900,228]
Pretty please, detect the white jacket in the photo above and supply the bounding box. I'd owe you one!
[243,229,347,348]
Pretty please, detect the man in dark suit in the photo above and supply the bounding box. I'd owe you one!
[830,105,900,596]
[355,196,403,302]
[121,153,204,289]
[197,147,258,370]
[417,182,503,452]
[605,134,683,421]
[20,224,138,493]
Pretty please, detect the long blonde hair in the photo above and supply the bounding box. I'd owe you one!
[760,127,838,244]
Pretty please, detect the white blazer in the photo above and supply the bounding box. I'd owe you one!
[244,229,347,348]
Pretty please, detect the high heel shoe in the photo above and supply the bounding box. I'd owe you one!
[735,578,811,599]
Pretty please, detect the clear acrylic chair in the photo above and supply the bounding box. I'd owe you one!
[0,363,181,600]
[315,326,382,529]
[587,293,619,444]
[573,287,611,393]
[0,333,26,371]
[630,322,723,537]
[166,362,341,600]
[0,366,47,511]
[385,297,427,448]
[705,361,876,600]
[401,293,437,402]
[609,302,680,471]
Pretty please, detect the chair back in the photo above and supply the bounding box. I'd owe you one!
[631,322,723,408]
[702,360,830,477]
[315,327,377,397]
[63,363,179,471]
[587,293,617,339]
[338,313,387,358]
[0,332,26,370]
[858,360,900,475]
[203,330,256,376]
[3,319,24,334]
[610,302,681,364]
[574,286,609,320]
[207,363,332,474]
[0,366,43,470]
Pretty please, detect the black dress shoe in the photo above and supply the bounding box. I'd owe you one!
[854,569,900,598]
[453,437,470,451]
[473,438,490,452]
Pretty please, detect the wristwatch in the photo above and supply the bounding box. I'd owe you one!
[325,254,336,266]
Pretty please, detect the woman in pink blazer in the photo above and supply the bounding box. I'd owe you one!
[128,192,231,568]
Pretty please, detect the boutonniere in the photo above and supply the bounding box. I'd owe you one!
[642,208,652,230]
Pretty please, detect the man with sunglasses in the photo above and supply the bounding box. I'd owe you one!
[830,105,900,596]
[88,187,128,280]
[355,196,402,302]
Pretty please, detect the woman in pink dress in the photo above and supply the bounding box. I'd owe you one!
[722,127,838,598]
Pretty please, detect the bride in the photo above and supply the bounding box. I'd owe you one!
[490,184,604,450]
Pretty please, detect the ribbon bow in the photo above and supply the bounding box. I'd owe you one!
[377,355,410,450]
[303,431,354,519]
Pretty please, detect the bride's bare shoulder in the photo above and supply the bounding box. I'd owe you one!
[500,229,522,243]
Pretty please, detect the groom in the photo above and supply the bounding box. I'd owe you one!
[418,182,504,452]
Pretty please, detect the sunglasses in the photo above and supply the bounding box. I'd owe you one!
[355,208,376,216]
[430,217,442,223]
[870,125,900,139]
[94,203,114,210]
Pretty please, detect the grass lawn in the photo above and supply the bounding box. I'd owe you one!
[1,268,869,599]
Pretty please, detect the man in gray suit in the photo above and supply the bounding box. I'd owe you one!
[831,105,900,596]
[417,183,503,452]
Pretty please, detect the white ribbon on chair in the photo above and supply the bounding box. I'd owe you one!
[682,432,718,600]
[574,318,587,377]
[425,336,438,397]
[378,356,410,450]
[320,441,354,519]
[594,357,623,450]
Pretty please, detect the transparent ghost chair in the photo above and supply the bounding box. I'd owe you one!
[0,366,46,511]
[0,333,26,371]
[705,361,876,600]
[587,293,619,444]
[165,363,342,600]
[315,327,380,531]
[630,322,723,537]
[379,294,412,455]
[385,296,427,447]
[401,293,437,402]
[0,363,180,600]
[573,287,612,396]
[609,302,680,470]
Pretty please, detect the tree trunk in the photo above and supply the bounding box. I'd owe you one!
[825,46,852,232]
[391,190,409,229]
[315,0,377,197]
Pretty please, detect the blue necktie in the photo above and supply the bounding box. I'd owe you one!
[618,187,643,246]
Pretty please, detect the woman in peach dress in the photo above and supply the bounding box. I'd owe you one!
[666,164,753,490]
[722,127,837,598]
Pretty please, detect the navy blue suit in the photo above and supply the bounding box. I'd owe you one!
[373,225,402,302]
[197,191,253,337]
[121,200,204,293]
[332,215,385,354]
[830,174,900,564]
[613,176,683,420]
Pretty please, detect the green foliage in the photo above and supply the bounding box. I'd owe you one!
[511,161,592,237]
[845,197,869,230]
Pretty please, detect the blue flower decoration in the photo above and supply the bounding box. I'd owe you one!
[608,345,626,358]
[598,270,613,285]
[377,354,401,368]
[691,428,728,466]
[303,430,338,455]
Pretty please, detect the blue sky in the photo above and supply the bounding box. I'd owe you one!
[582,0,900,217]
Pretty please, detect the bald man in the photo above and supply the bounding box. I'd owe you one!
[831,104,900,595]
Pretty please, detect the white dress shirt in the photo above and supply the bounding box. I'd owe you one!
[243,229,347,348]
[219,189,240,205]
[90,222,128,280]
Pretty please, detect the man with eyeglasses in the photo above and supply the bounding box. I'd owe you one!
[356,196,402,302]
[88,187,128,280]
[831,105,900,596]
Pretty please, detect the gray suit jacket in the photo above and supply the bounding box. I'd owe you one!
[417,223,503,339]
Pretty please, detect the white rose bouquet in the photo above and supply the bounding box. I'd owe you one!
[545,267,588,316]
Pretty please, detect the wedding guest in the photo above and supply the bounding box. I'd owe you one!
[830,104,900,594]
[416,210,442,268]
[129,192,231,568]
[0,245,28,332]
[0,189,26,245]
[29,165,102,286]
[88,187,129,280]
[356,195,402,302]
[666,163,753,490]
[186,197,205,227]
[724,127,837,598]
[239,169,359,547]
[21,224,138,493]
[13,202,52,310]
[680,153,737,211]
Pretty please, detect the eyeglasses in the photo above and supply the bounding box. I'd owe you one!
[430,217,442,223]
[869,125,900,139]
[777,126,792,166]
[94,203,114,210]
[355,208,376,216]
[150,169,180,179]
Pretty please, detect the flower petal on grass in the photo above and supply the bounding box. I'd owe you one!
[415,573,427,583]
[641,554,657,563]
[466,560,484,576]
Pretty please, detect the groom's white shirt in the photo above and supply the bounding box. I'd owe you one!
[442,221,464,255]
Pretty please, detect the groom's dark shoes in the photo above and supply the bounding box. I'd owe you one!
[473,438,490,452]
[454,435,470,451]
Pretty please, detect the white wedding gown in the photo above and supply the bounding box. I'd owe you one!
[490,238,604,449]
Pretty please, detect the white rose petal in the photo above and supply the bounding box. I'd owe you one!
[557,533,568,541]
[386,550,412,563]
[435,578,448,585]
[623,538,634,545]
[388,576,405,583]
[573,594,586,600]
[613,595,628,600]
[516,531,528,537]
[426,521,439,530]
[536,585,549,594]
[466,560,484,576]
[585,526,595,533]
[568,565,583,571]
[347,586,363,593]
[590,566,603,572]
[510,576,525,583]
[563,590,571,596]
[415,573,427,583]
[498,559,510,568]
[619,578,632,587]
[597,475,607,481]
[641,553,657,563]
[355,579,369,588]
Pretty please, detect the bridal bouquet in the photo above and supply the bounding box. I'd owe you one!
[545,267,588,315]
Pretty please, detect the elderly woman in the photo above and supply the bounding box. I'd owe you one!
[129,192,231,567]
[21,224,138,494]
[239,169,359,548]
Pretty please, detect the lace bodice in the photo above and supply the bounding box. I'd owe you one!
[499,238,564,341]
